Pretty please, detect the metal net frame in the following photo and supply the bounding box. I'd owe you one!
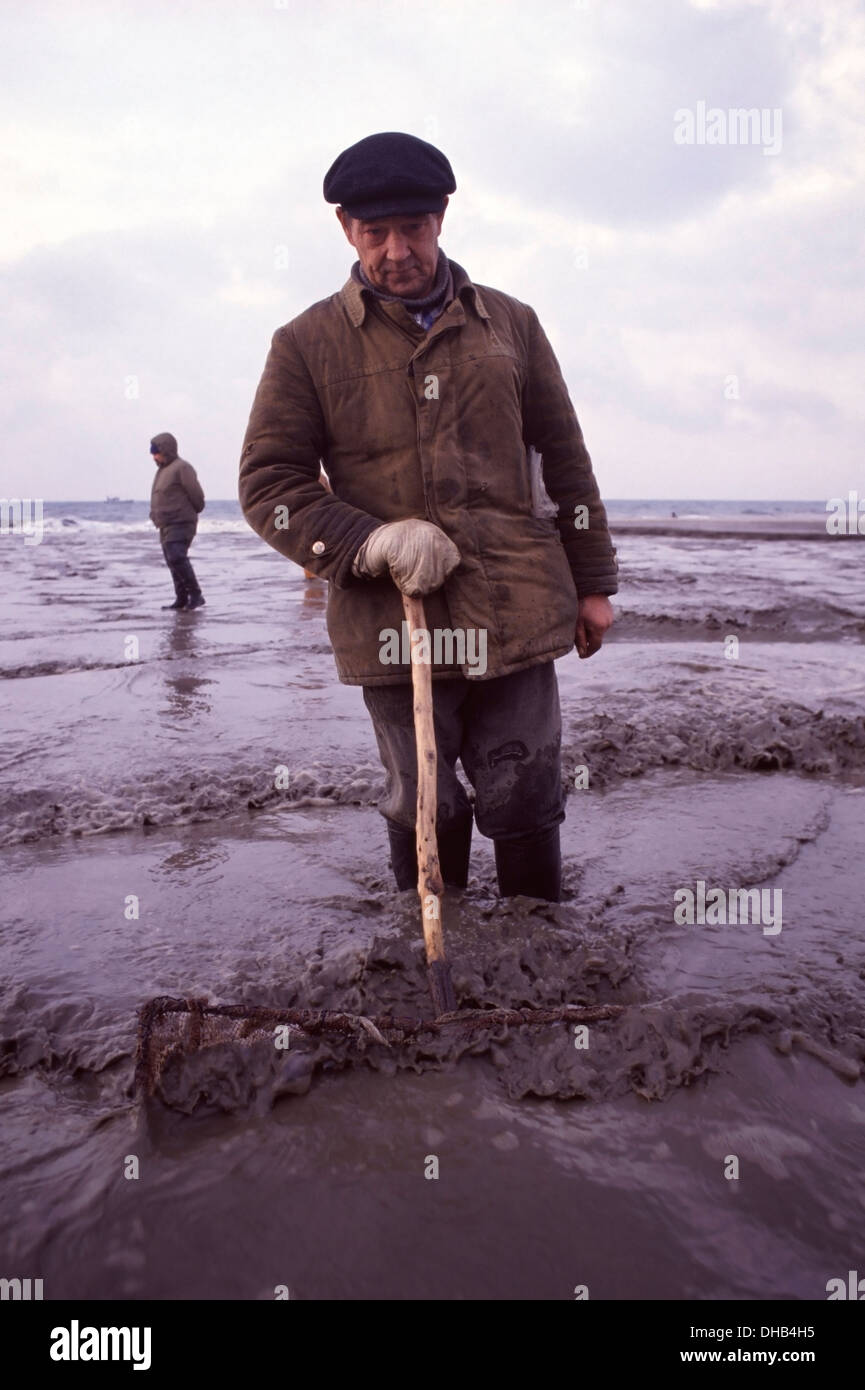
[135,994,626,1098]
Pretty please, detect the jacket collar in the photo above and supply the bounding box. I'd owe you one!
[341,257,490,327]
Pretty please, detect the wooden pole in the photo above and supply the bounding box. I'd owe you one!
[402,592,456,1016]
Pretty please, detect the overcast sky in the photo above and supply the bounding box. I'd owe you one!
[2,0,862,500]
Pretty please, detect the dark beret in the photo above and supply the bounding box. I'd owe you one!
[323,131,456,220]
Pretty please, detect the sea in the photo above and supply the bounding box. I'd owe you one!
[1,496,863,1300]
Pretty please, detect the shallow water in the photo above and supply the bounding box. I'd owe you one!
[1,511,864,1299]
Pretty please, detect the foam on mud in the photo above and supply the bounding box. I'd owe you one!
[0,763,386,846]
[2,699,863,846]
[563,699,865,787]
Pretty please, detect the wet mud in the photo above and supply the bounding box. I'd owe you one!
[2,516,864,1298]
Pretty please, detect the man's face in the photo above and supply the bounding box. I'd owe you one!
[338,203,447,298]
[151,452,165,465]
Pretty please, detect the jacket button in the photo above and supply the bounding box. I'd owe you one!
[311,541,326,555]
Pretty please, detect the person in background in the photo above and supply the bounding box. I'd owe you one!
[148,432,206,610]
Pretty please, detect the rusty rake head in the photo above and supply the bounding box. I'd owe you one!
[135,994,625,1099]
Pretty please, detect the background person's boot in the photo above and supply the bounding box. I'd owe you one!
[185,592,206,609]
[162,592,188,609]
[494,824,562,902]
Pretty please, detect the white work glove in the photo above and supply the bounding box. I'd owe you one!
[353,519,461,596]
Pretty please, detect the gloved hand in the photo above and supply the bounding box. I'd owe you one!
[353,519,461,595]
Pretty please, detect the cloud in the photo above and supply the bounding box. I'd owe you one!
[0,0,863,499]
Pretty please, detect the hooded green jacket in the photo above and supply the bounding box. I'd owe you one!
[238,258,618,685]
[149,433,206,529]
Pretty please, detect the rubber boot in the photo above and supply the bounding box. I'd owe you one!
[163,580,188,610]
[494,824,562,902]
[185,592,206,609]
[386,822,417,890]
[386,817,473,892]
[436,817,473,889]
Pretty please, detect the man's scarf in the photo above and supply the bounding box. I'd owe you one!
[351,249,453,330]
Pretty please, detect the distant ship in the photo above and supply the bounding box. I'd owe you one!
[105,496,134,503]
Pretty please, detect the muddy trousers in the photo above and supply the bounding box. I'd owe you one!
[362,662,565,902]
[159,523,202,603]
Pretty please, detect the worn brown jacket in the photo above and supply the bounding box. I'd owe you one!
[238,258,618,685]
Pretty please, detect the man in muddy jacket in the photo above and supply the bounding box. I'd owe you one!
[239,132,618,900]
[149,432,206,610]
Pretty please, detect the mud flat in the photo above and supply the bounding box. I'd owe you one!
[1,513,863,1299]
[2,767,864,1299]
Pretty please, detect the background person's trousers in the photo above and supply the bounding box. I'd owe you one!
[362,661,565,897]
[159,522,201,602]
